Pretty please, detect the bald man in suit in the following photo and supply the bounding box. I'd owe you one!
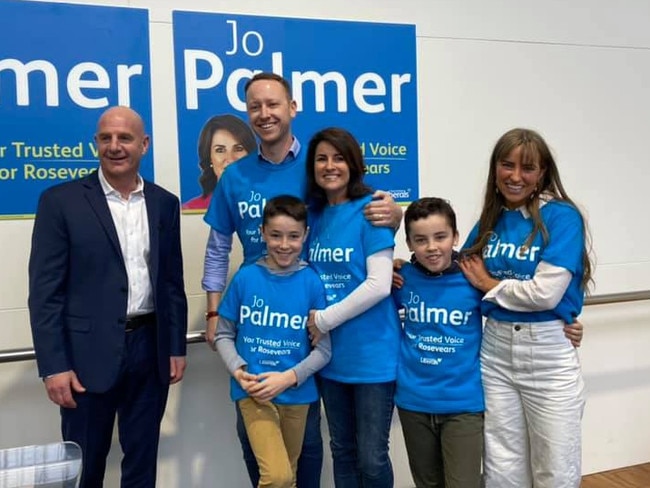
[29,106,188,488]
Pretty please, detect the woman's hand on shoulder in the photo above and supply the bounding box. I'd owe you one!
[392,258,407,289]
[459,254,499,293]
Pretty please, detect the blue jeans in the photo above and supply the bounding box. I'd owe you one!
[319,378,395,488]
[236,400,323,488]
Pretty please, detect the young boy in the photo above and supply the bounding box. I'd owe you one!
[393,197,484,488]
[215,195,331,488]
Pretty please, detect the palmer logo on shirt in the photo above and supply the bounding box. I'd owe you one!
[405,303,473,326]
[309,241,354,263]
[240,295,306,330]
[405,291,472,326]
[237,191,267,219]
[483,231,540,262]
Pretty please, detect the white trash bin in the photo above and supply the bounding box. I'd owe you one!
[0,442,81,488]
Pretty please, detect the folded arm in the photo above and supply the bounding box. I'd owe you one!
[315,248,393,332]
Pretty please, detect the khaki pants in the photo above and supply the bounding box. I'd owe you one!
[238,398,309,488]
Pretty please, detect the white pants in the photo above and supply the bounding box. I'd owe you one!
[481,318,585,488]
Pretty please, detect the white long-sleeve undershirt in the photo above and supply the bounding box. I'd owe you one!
[483,261,572,312]
[315,248,394,333]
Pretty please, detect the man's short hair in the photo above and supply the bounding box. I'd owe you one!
[244,72,293,100]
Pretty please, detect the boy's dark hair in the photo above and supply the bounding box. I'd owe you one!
[262,195,307,228]
[404,197,458,238]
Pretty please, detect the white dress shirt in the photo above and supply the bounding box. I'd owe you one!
[98,169,154,317]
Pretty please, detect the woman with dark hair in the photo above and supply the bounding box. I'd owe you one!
[183,114,256,210]
[460,128,593,488]
[306,127,400,487]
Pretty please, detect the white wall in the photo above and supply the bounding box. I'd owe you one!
[1,1,649,486]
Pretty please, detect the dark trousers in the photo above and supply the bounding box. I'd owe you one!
[61,324,168,488]
[319,378,395,488]
[236,400,323,488]
[398,408,484,488]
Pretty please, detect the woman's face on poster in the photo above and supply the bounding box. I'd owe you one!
[210,129,249,178]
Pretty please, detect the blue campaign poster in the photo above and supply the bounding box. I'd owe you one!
[0,0,153,218]
[172,11,418,213]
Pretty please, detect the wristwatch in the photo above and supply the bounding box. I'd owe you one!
[205,311,219,320]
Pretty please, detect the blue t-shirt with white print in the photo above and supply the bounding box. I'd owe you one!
[393,261,484,414]
[308,195,400,383]
[218,262,326,404]
[464,200,585,323]
[204,151,307,266]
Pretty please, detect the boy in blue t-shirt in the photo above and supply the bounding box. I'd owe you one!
[393,198,484,488]
[215,195,331,488]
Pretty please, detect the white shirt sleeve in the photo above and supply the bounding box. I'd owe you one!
[483,261,572,311]
[315,248,393,332]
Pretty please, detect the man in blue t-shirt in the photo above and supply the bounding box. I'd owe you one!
[202,72,402,488]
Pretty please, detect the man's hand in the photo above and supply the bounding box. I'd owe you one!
[205,291,222,350]
[564,321,584,348]
[44,371,86,408]
[248,371,297,403]
[364,190,403,229]
[170,356,187,384]
[205,316,218,351]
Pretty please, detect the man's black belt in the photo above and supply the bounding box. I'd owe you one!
[125,312,156,332]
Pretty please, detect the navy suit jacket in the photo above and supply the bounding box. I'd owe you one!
[28,171,188,393]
